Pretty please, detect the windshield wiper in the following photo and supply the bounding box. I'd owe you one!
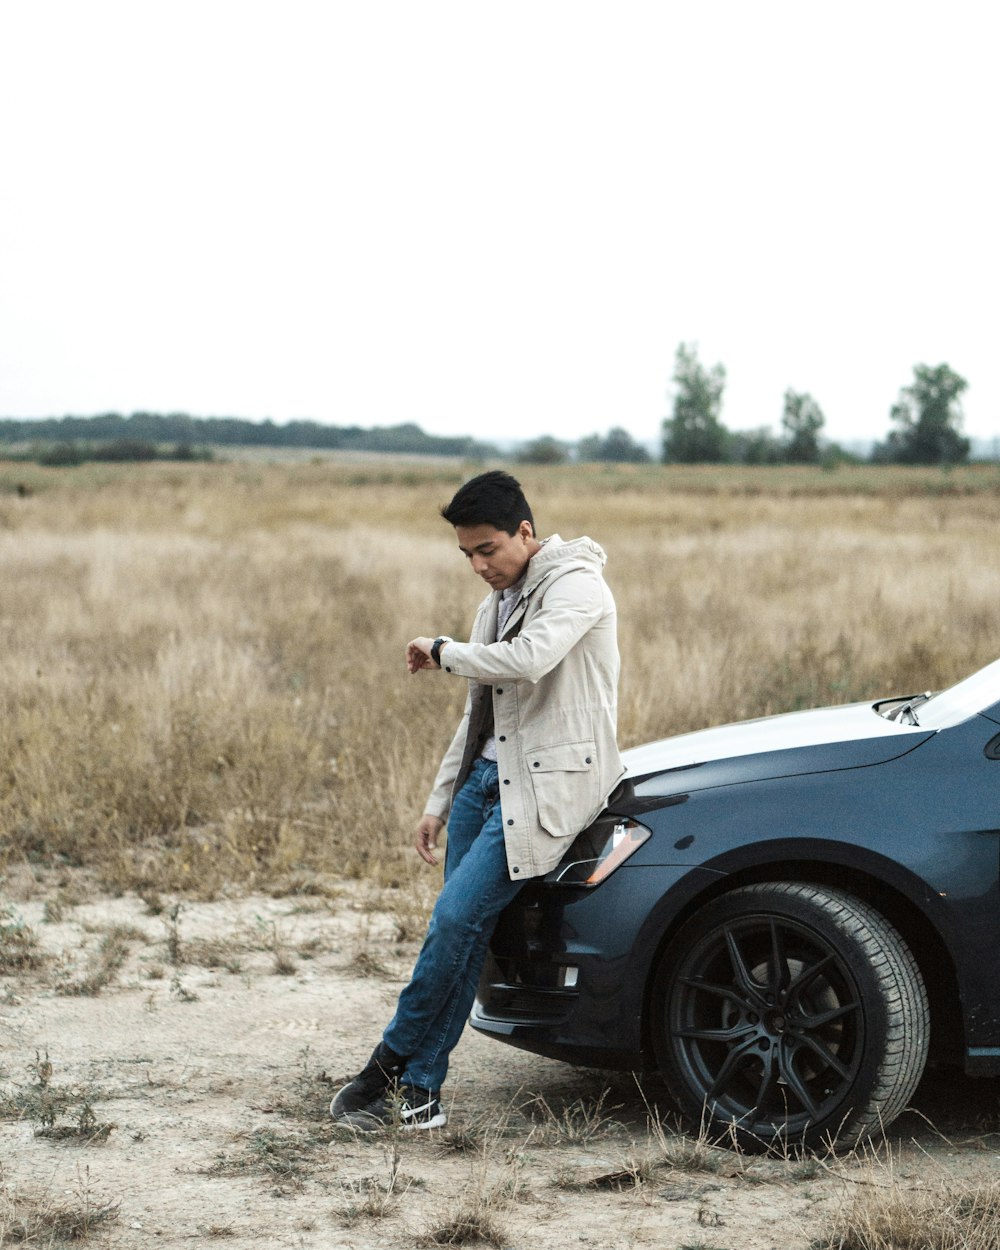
[887,692,932,726]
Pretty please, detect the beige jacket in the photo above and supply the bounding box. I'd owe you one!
[424,535,624,881]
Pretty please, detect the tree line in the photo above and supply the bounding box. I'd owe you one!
[0,413,497,462]
[0,349,979,467]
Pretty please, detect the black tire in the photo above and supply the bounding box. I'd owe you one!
[651,882,929,1150]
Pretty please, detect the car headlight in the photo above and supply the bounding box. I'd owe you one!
[548,816,652,887]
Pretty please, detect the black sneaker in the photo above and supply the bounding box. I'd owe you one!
[334,1084,447,1131]
[329,1042,407,1120]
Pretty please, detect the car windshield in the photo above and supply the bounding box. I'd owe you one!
[901,657,1000,730]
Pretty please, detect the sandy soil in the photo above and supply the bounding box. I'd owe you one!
[3,883,1000,1250]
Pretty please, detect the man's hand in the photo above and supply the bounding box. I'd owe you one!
[407,636,437,673]
[414,814,445,865]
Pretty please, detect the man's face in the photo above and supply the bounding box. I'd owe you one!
[455,521,538,591]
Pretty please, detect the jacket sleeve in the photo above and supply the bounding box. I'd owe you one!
[423,688,472,820]
[440,567,605,686]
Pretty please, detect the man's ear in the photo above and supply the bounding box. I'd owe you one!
[518,519,534,541]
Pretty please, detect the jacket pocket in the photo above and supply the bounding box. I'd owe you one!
[526,740,599,838]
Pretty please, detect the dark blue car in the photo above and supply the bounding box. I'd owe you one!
[471,659,1000,1148]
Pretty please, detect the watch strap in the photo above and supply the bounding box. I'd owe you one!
[431,636,451,667]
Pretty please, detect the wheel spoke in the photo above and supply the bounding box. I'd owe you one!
[705,1036,760,1100]
[776,1042,821,1117]
[795,998,860,1030]
[724,927,766,1004]
[679,975,754,1012]
[674,1021,755,1042]
[753,1048,779,1113]
[793,1029,852,1080]
[787,952,836,997]
[768,918,790,998]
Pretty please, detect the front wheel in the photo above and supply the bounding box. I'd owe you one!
[651,882,929,1150]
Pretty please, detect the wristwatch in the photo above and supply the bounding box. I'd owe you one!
[431,636,452,668]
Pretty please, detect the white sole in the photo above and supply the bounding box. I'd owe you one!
[401,1110,448,1130]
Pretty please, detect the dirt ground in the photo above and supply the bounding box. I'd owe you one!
[3,883,1000,1250]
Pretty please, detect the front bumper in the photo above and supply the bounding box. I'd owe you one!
[470,863,719,1067]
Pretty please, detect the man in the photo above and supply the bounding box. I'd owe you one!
[331,470,623,1129]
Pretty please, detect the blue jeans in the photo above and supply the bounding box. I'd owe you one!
[382,759,526,1093]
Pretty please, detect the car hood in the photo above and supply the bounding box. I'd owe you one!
[624,701,933,795]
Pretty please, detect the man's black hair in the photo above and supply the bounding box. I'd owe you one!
[440,470,535,536]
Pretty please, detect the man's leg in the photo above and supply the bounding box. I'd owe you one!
[332,759,523,1126]
[440,759,498,882]
[383,786,522,1090]
[381,760,521,1070]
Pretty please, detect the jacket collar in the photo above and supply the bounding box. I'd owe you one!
[495,537,560,638]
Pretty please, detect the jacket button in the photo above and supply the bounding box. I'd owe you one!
[445,666,452,673]
[507,819,514,826]
[497,688,503,694]
[533,761,540,767]
[503,778,510,784]
[512,866,520,873]
[585,756,592,764]
[498,735,506,742]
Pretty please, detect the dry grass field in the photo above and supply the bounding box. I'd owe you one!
[3,457,1000,1249]
[2,456,999,894]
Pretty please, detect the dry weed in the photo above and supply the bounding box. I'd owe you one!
[41,890,81,924]
[205,1128,317,1192]
[0,1050,112,1146]
[162,902,184,964]
[0,1166,119,1243]
[416,1205,511,1248]
[56,924,146,997]
[417,1116,523,1248]
[181,935,245,974]
[521,1088,622,1144]
[0,1051,63,1128]
[244,916,296,975]
[577,1155,660,1192]
[257,1046,336,1125]
[35,1102,115,1145]
[814,1174,1000,1249]
[0,909,46,974]
[345,911,396,978]
[338,1140,412,1224]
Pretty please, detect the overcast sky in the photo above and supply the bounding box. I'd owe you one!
[2,1,997,448]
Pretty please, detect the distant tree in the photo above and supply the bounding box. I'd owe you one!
[781,390,825,464]
[169,442,214,462]
[577,426,650,463]
[576,433,602,461]
[820,441,863,468]
[729,427,784,465]
[873,363,970,465]
[662,343,728,463]
[92,439,158,462]
[517,435,569,465]
[36,441,84,467]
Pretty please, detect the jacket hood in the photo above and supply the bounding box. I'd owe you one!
[523,534,607,592]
